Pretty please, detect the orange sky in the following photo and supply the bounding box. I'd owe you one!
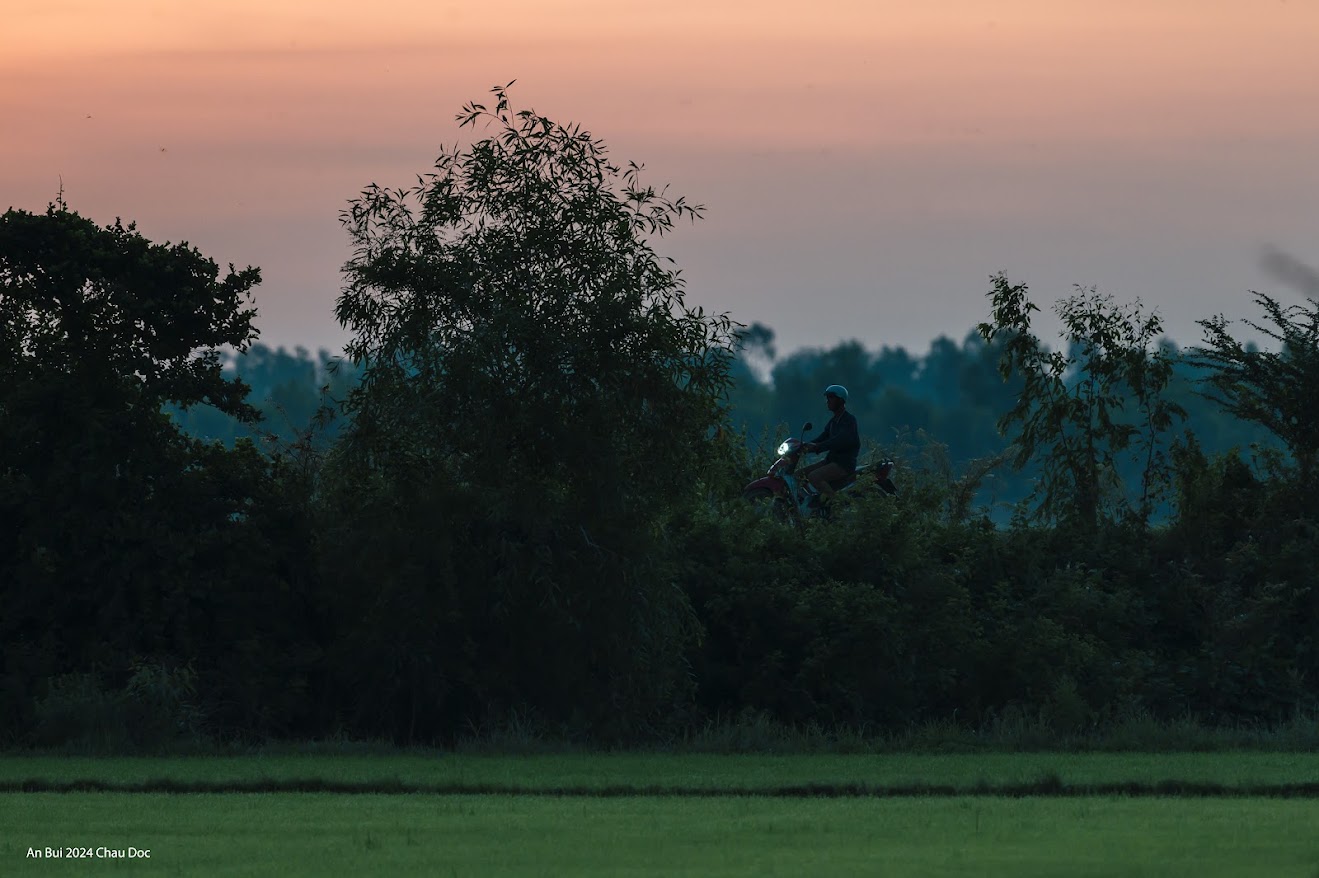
[3,0,1317,356]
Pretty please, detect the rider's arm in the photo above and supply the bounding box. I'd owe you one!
[812,414,859,455]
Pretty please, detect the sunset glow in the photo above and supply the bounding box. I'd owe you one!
[4,0,1317,354]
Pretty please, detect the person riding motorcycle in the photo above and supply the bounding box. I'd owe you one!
[800,384,859,504]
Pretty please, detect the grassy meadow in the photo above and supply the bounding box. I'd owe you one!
[4,751,1319,793]
[4,792,1319,877]
[4,752,1319,876]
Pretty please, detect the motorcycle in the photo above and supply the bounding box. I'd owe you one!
[741,421,897,522]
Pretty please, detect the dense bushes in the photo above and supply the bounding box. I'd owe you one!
[8,382,1319,750]
[6,105,1318,751]
[0,206,321,746]
[6,332,1317,748]
[11,445,1316,750]
[682,458,1318,737]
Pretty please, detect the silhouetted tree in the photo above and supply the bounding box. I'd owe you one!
[320,84,737,739]
[1195,291,1319,490]
[0,205,308,739]
[979,274,1185,527]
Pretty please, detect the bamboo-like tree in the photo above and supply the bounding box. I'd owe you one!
[322,84,737,738]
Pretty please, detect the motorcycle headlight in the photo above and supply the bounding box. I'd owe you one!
[776,440,793,456]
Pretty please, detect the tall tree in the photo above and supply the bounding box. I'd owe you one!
[322,84,737,739]
[0,205,281,736]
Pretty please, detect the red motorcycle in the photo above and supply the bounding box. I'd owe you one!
[741,421,897,521]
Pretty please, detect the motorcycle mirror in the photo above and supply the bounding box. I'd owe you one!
[802,422,813,433]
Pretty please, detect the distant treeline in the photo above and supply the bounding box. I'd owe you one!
[174,325,1278,521]
[165,344,360,449]
[4,89,1317,751]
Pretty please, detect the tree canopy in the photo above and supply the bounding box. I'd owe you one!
[0,205,303,741]
[320,84,738,737]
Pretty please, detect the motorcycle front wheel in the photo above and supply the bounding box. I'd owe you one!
[742,487,790,521]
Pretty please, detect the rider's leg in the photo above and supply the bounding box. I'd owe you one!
[799,460,826,491]
[807,463,848,500]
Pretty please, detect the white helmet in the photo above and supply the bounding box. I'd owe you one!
[823,384,849,401]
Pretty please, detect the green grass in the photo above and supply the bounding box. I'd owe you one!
[4,751,1319,793]
[5,754,1319,875]
[3,792,1319,877]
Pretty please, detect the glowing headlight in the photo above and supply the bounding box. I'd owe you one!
[776,440,793,456]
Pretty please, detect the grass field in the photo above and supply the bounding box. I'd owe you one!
[4,753,1319,876]
[5,751,1319,793]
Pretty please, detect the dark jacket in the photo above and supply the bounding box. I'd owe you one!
[810,410,860,472]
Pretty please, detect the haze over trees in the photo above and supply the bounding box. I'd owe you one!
[2,88,1317,748]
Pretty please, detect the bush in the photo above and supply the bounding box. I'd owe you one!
[31,662,206,753]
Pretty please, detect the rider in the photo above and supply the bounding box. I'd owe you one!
[801,384,859,503]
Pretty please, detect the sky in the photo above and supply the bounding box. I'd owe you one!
[3,0,1318,363]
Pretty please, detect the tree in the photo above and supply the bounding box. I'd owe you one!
[321,84,737,739]
[0,207,260,419]
[0,205,310,741]
[1194,291,1319,490]
[978,274,1185,528]
[767,340,877,431]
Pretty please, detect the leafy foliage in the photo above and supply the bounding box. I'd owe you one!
[321,84,737,739]
[5,119,1318,752]
[1194,291,1319,490]
[978,274,1185,527]
[0,206,320,744]
[0,206,260,418]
